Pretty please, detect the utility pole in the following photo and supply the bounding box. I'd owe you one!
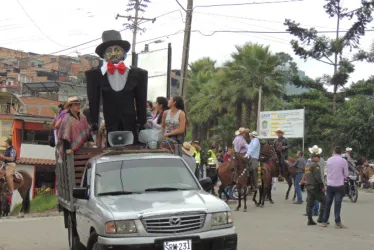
[256,85,262,132]
[116,0,155,65]
[180,0,193,100]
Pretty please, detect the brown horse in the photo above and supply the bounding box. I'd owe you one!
[0,166,32,215]
[252,162,272,207]
[217,153,249,212]
[216,162,235,202]
[260,142,299,201]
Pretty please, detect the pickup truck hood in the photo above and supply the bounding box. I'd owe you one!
[98,190,229,220]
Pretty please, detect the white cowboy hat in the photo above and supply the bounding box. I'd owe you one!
[249,131,258,137]
[235,127,250,136]
[346,147,352,152]
[275,128,284,133]
[182,142,195,157]
[64,96,81,109]
[308,145,322,154]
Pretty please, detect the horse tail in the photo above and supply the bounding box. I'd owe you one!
[23,187,31,214]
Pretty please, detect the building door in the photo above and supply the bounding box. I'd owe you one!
[34,166,56,197]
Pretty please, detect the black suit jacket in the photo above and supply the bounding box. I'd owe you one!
[85,67,148,134]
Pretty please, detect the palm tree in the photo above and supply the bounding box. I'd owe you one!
[221,43,286,129]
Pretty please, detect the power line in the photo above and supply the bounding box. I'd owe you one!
[194,11,341,30]
[193,0,304,9]
[135,28,374,44]
[16,0,67,48]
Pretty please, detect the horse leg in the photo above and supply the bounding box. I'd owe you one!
[252,189,259,206]
[268,186,274,204]
[243,185,248,212]
[285,175,292,200]
[259,186,264,207]
[235,188,241,211]
[218,185,223,200]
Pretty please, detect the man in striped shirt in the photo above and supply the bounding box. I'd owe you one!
[0,138,17,194]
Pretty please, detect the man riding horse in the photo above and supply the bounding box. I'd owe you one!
[0,138,17,195]
[244,131,260,192]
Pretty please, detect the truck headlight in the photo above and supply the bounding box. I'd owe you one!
[211,212,233,227]
[105,220,137,234]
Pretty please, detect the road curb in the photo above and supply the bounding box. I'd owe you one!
[5,210,62,220]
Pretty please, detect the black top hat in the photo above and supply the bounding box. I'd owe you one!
[95,30,131,58]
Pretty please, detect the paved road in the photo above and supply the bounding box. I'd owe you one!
[1,183,373,250]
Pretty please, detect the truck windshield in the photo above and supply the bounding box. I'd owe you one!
[95,158,200,195]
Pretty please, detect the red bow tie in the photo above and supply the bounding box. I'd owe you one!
[107,61,126,75]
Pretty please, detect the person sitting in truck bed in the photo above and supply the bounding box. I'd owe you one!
[57,96,95,161]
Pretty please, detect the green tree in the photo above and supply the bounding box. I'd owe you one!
[285,0,374,114]
[335,96,374,158]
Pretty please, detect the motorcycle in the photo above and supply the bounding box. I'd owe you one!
[344,172,359,203]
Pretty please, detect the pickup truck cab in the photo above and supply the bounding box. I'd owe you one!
[70,150,237,250]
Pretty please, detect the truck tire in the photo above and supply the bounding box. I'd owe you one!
[68,213,85,250]
[90,232,105,250]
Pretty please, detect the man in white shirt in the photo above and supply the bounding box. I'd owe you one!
[245,131,260,191]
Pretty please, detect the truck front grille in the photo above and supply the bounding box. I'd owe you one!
[142,214,206,234]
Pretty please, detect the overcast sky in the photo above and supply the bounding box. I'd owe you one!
[2,0,373,85]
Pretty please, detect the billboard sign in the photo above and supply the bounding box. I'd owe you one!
[127,48,169,101]
[258,109,304,139]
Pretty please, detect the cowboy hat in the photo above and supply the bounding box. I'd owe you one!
[95,30,131,58]
[182,142,195,157]
[235,127,250,136]
[346,147,352,152]
[249,131,258,137]
[275,128,284,133]
[308,145,322,154]
[64,96,81,109]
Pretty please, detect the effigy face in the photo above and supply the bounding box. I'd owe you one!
[104,45,125,63]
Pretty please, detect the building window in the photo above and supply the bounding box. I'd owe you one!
[23,130,49,145]
[51,58,57,63]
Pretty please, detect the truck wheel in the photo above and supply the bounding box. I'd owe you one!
[90,233,105,250]
[68,214,85,250]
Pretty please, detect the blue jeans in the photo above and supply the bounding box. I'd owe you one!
[323,185,344,224]
[200,165,204,179]
[295,172,303,202]
[225,187,233,199]
[313,201,319,215]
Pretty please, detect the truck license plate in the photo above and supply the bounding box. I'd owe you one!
[163,239,192,250]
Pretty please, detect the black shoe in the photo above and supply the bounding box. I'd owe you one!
[307,219,317,226]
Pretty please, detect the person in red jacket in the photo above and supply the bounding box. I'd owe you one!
[223,147,233,163]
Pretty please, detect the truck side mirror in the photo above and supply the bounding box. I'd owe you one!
[73,187,89,200]
[199,177,213,192]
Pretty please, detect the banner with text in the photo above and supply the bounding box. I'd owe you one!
[258,109,304,139]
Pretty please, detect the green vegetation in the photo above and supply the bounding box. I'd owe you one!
[11,194,58,215]
[186,1,374,159]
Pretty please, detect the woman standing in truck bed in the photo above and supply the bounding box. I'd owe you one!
[57,96,94,162]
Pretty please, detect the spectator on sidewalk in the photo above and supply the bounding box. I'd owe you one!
[286,151,306,204]
[322,146,349,229]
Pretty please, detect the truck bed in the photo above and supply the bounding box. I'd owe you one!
[57,145,174,212]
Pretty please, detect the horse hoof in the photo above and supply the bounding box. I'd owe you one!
[243,208,247,212]
[260,204,264,208]
[292,198,296,201]
[270,201,274,204]
[285,197,289,200]
[256,204,260,207]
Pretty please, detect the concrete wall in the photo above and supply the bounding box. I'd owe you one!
[11,164,35,211]
[20,144,55,159]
